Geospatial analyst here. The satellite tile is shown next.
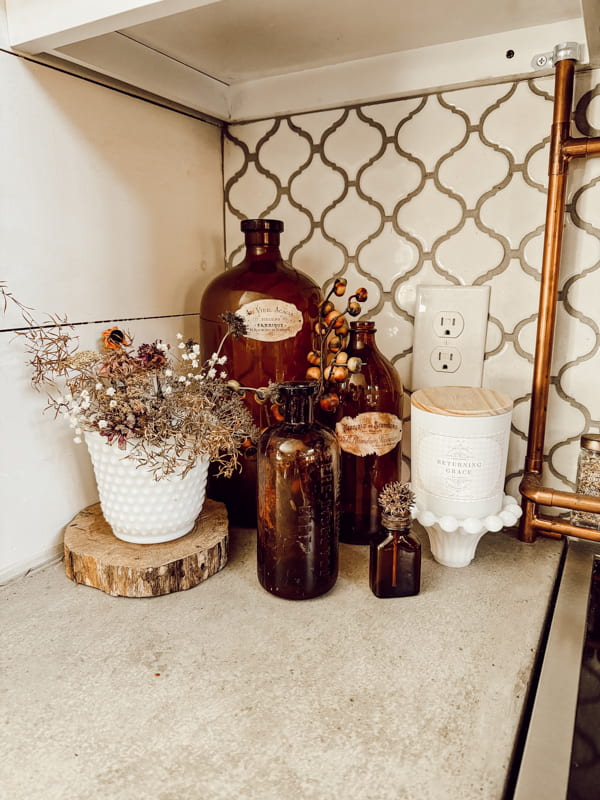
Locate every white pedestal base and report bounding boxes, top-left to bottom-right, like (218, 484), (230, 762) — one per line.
(414, 495), (523, 568)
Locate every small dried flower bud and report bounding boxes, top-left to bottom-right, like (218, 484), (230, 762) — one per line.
(306, 350), (321, 366)
(347, 357), (362, 373)
(354, 287), (368, 302)
(320, 300), (334, 316)
(319, 392), (340, 413)
(227, 379), (246, 397)
(305, 366), (321, 381)
(347, 301), (361, 317)
(333, 278), (348, 296)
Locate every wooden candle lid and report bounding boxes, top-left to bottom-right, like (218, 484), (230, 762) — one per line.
(411, 386), (513, 417)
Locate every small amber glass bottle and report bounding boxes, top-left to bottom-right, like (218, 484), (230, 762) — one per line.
(330, 320), (403, 545)
(369, 513), (421, 598)
(257, 381), (340, 600)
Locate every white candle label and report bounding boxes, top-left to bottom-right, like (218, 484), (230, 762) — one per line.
(237, 299), (303, 342)
(415, 434), (503, 500)
(336, 412), (402, 457)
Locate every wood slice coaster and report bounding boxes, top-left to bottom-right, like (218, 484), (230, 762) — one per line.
(63, 499), (229, 597)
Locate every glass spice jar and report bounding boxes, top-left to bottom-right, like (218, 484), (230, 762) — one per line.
(257, 381), (340, 600)
(199, 219), (321, 526)
(572, 434), (600, 530)
(369, 512), (421, 598)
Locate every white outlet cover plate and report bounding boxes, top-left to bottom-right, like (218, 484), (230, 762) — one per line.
(412, 285), (490, 390)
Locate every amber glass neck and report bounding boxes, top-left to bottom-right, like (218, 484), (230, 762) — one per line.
(381, 513), (411, 533)
(278, 381), (317, 425)
(349, 321), (376, 348)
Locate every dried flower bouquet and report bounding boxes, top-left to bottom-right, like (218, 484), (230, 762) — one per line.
(2, 282), (257, 480)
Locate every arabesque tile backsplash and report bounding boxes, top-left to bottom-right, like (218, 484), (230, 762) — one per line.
(223, 67), (600, 501)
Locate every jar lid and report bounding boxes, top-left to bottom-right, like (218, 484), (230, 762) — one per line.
(581, 433), (600, 453)
(411, 386), (513, 417)
(241, 218), (283, 232)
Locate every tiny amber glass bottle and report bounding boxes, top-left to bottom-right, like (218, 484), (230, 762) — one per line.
(369, 513), (421, 598)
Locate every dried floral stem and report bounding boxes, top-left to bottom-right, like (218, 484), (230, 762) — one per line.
(3, 285), (258, 480)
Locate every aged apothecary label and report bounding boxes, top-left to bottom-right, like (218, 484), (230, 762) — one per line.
(415, 434), (503, 501)
(237, 299), (303, 342)
(336, 412), (402, 457)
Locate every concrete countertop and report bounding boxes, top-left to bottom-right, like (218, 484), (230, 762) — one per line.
(1, 524), (563, 800)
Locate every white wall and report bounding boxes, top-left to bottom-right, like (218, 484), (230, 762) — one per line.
(0, 49), (224, 581)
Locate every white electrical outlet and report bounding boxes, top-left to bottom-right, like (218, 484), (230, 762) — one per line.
(412, 285), (490, 390)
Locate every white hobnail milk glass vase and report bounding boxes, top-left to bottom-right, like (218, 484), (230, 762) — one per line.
(84, 432), (209, 544)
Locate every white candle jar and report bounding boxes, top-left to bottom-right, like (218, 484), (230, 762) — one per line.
(410, 387), (513, 519)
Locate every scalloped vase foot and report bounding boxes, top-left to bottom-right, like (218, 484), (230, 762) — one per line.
(85, 433), (210, 544)
(414, 495), (523, 568)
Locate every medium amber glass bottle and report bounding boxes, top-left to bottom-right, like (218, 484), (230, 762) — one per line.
(370, 513), (421, 598)
(199, 219), (321, 526)
(257, 381), (340, 600)
(330, 321), (403, 544)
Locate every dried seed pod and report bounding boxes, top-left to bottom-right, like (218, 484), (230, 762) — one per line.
(270, 403), (285, 422)
(306, 350), (321, 366)
(333, 278), (348, 296)
(347, 356), (362, 373)
(336, 320), (349, 337)
(334, 351), (348, 365)
(305, 366), (321, 381)
(347, 301), (361, 317)
(319, 392), (340, 413)
(314, 321), (328, 336)
(354, 287), (368, 302)
(331, 365), (347, 382)
(332, 314), (348, 331)
(327, 335), (343, 353)
(255, 387), (270, 404)
(320, 300), (334, 316)
(324, 309), (344, 328)
(227, 379), (242, 392)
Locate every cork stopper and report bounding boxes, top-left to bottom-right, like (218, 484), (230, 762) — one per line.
(411, 386), (513, 417)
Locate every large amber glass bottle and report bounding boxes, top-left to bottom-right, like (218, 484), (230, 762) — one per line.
(257, 382), (340, 600)
(199, 219), (321, 526)
(331, 321), (404, 545)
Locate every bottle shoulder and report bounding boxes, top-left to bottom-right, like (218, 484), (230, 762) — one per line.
(200, 261), (321, 316)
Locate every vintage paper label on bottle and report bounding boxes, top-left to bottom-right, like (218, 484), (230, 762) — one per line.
(335, 412), (402, 457)
(237, 299), (303, 342)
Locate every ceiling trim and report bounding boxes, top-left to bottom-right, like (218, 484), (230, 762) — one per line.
(49, 32), (230, 120)
(5, 0), (223, 53)
(228, 19), (588, 121)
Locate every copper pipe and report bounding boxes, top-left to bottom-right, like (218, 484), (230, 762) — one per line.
(519, 55), (600, 543)
(528, 512), (600, 543)
(563, 136), (600, 159)
(520, 472), (600, 514)
(523, 58), (573, 480)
